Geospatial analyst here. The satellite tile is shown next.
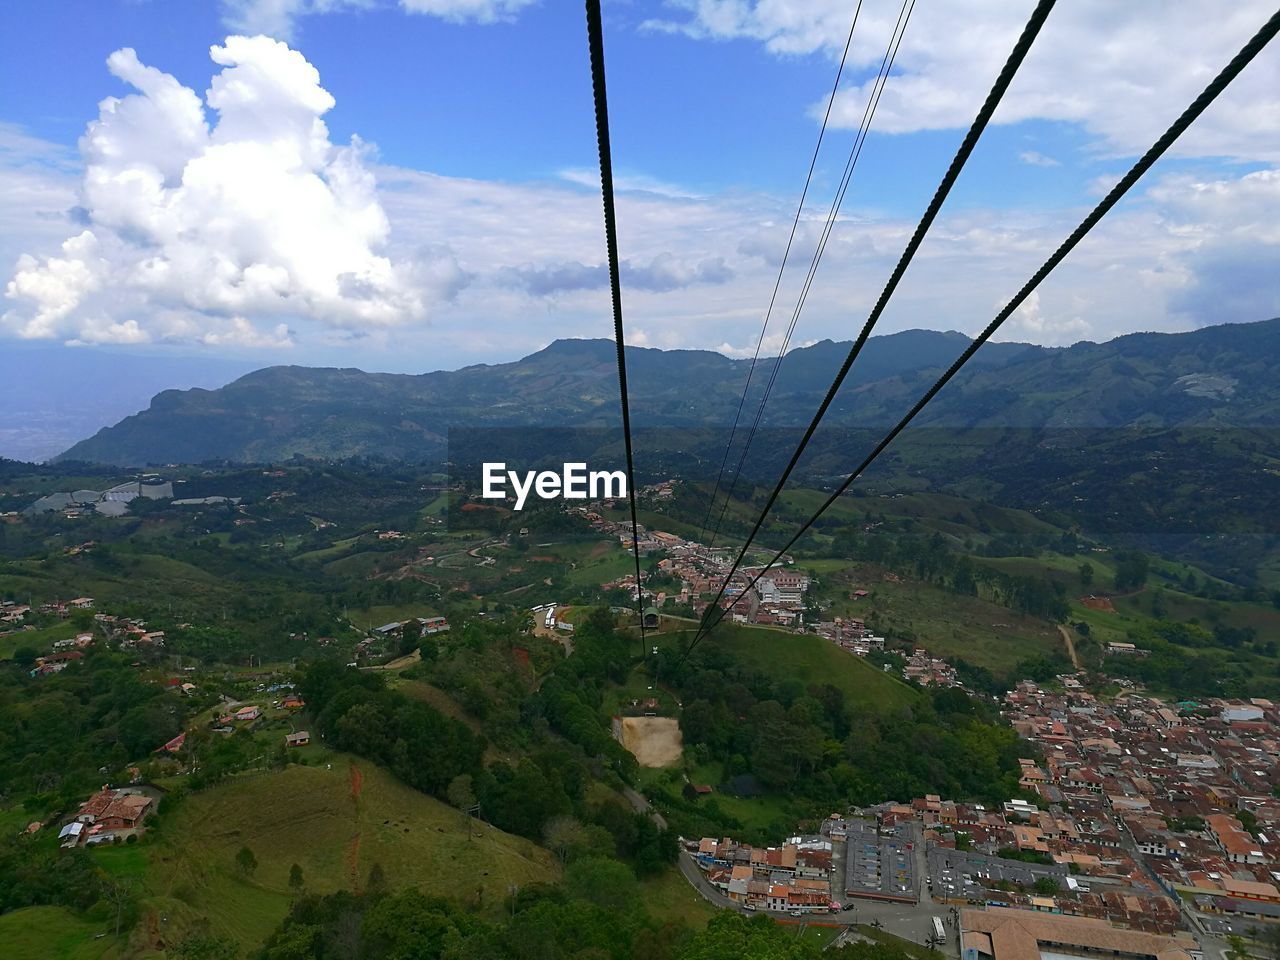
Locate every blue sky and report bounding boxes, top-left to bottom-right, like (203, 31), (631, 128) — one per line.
(1, 0), (1278, 376)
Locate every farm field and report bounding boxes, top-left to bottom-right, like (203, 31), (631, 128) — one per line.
(0, 905), (118, 960)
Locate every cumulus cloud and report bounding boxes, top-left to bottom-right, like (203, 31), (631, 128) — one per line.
(648, 1), (1280, 162)
(3, 36), (434, 346)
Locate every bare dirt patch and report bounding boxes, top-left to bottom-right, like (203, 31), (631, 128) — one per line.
(614, 716), (683, 768)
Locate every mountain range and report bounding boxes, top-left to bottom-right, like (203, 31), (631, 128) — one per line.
(56, 318), (1280, 467)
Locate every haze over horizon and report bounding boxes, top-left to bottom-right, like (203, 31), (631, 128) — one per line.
(2, 0), (1279, 377)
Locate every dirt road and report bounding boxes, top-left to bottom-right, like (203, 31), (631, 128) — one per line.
(1057, 624), (1081, 669)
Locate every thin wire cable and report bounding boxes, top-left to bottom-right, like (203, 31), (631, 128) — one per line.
(705, 0), (915, 550)
(693, 5), (1280, 644)
(688, 0), (1059, 652)
(698, 0), (866, 544)
(585, 0), (646, 643)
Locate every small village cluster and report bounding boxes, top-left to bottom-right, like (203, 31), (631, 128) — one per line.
(579, 505), (813, 628)
(355, 615), (451, 662)
(689, 836), (837, 913)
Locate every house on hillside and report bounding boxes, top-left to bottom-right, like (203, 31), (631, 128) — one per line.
(642, 607), (660, 629)
(158, 732), (186, 754)
(285, 731), (311, 747)
(75, 787), (154, 832)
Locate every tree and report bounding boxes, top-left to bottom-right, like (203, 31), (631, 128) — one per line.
(366, 862), (388, 896)
(1033, 876), (1060, 895)
(543, 815), (588, 864)
(678, 912), (822, 959)
(564, 857), (638, 913)
(447, 773), (475, 811)
(448, 773), (476, 838)
(400, 620), (422, 656)
(102, 878), (136, 939)
(288, 862), (304, 893)
(1078, 562), (1093, 587)
(1114, 551), (1149, 592)
(235, 845), (258, 877)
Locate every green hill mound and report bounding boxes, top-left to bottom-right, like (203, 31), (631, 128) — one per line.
(138, 759), (558, 951)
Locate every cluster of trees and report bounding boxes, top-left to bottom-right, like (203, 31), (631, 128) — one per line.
(302, 663), (484, 797)
(0, 649), (191, 807)
(1103, 619), (1280, 698)
(649, 644), (1029, 840)
(254, 873), (924, 960)
(0, 840), (107, 915)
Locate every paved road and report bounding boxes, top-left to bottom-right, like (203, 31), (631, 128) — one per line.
(622, 786), (668, 830)
(910, 822), (929, 901)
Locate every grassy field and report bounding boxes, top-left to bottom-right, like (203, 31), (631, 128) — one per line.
(639, 864), (718, 929)
(0, 906), (119, 960)
(140, 758), (559, 952)
(827, 571), (1062, 673)
(0, 620), (81, 659)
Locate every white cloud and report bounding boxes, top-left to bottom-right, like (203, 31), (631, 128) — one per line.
(649, 1), (1280, 162)
(201, 316), (296, 348)
(219, 0), (533, 41)
(1018, 150), (1060, 168)
(400, 0), (536, 24)
(2, 33), (1278, 366)
(558, 167), (704, 199)
(221, 0), (373, 42)
(717, 331), (817, 359)
(365, 156), (1280, 360)
(3, 36), (432, 346)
